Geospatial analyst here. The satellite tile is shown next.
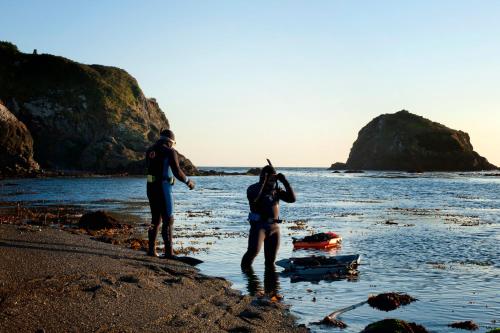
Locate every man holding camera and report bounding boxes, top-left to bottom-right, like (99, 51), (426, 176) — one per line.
(241, 164), (296, 269)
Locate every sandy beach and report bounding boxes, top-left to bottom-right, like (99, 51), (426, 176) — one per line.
(0, 222), (307, 332)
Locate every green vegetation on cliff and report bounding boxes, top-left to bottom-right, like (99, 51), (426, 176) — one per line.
(0, 41), (196, 174)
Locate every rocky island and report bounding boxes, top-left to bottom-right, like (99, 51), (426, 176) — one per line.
(0, 41), (197, 177)
(330, 110), (497, 172)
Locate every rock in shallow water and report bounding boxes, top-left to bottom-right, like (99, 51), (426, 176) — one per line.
(361, 319), (428, 333)
(367, 292), (417, 311)
(332, 110), (497, 171)
(448, 320), (479, 331)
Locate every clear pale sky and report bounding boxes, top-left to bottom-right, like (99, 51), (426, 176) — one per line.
(1, 0), (499, 167)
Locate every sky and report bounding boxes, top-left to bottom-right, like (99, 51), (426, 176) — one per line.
(1, 0), (499, 167)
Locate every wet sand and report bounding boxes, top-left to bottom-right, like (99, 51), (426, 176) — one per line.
(0, 223), (307, 332)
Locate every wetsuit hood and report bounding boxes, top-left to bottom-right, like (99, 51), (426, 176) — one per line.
(160, 129), (175, 142)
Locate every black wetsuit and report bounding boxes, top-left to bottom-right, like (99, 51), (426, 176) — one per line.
(241, 177), (295, 268)
(146, 139), (189, 255)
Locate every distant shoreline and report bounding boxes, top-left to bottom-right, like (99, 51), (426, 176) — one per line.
(1, 167), (499, 181)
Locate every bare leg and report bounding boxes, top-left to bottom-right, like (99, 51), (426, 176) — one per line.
(264, 224), (280, 268)
(147, 222), (160, 257)
(241, 225), (265, 268)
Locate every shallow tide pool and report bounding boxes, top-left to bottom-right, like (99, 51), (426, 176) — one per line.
(1, 168), (499, 332)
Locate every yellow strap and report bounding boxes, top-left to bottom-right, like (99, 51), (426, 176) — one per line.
(148, 175), (175, 184)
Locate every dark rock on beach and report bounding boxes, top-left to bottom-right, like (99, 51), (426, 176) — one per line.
(0, 41), (197, 175)
(331, 110), (497, 171)
(0, 101), (39, 176)
(78, 211), (123, 230)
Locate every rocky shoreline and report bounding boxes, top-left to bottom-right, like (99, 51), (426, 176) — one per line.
(0, 205), (307, 333)
(0, 42), (269, 180)
(0, 167), (262, 180)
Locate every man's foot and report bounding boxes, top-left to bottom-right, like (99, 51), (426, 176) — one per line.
(147, 227), (159, 257)
(147, 250), (159, 257)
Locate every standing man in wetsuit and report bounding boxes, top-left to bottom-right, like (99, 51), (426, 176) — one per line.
(146, 129), (195, 258)
(241, 164), (296, 269)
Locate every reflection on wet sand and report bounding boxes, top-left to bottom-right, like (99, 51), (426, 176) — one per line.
(242, 265), (280, 297)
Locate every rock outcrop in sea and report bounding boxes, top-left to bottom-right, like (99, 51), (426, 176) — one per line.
(0, 41), (197, 175)
(330, 110), (497, 171)
(0, 101), (39, 176)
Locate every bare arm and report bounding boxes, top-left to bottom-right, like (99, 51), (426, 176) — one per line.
(277, 174), (296, 203)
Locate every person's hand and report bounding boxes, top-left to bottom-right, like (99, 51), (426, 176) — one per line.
(187, 179), (195, 190)
(277, 173), (286, 183)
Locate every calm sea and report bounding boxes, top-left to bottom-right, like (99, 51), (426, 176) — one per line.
(1, 168), (499, 332)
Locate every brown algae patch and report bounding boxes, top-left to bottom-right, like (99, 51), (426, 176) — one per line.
(174, 246), (205, 256)
(185, 210), (212, 218)
(454, 259), (494, 267)
(389, 207), (484, 226)
(389, 207), (441, 215)
(287, 219), (309, 231)
(427, 261), (447, 270)
(313, 317), (348, 328)
(0, 203), (209, 255)
(331, 212), (364, 218)
(0, 201), (84, 226)
(337, 199), (383, 203)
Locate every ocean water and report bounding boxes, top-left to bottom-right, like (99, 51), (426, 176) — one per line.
(1, 168), (499, 332)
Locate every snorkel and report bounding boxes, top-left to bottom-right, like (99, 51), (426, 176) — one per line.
(266, 159), (279, 191)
